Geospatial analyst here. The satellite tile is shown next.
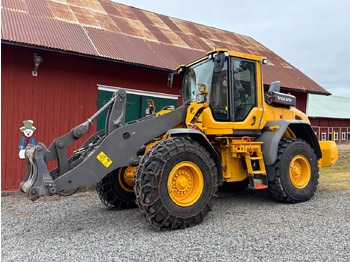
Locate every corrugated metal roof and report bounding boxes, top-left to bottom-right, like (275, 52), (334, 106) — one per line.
(1, 0), (331, 94)
(307, 95), (350, 119)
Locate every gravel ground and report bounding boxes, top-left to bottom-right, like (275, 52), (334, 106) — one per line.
(2, 187), (350, 262)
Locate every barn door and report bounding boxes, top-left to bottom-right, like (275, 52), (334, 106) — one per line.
(97, 89), (178, 131)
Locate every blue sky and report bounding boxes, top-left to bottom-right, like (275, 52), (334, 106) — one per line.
(114, 0), (350, 97)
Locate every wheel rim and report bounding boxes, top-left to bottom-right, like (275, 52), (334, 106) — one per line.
(167, 161), (204, 206)
(118, 167), (136, 192)
(289, 155), (311, 188)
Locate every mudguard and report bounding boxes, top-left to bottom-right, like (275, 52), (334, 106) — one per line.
(256, 120), (322, 166)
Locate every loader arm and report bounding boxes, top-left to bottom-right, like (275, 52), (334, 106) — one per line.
(21, 89), (188, 200)
(53, 106), (188, 191)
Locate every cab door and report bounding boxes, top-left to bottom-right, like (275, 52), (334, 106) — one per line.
(230, 58), (264, 132)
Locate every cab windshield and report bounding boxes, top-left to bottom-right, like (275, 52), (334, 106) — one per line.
(182, 57), (229, 121)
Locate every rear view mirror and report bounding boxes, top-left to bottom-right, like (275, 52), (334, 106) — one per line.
(214, 52), (226, 72)
(268, 81), (281, 93)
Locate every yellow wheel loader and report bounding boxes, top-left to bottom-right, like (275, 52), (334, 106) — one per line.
(20, 49), (338, 230)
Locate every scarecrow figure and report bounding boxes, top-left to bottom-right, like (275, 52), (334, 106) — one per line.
(19, 120), (37, 159)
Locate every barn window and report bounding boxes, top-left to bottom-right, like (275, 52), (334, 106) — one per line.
(348, 132), (350, 141)
(334, 132), (339, 141)
(328, 133), (333, 141)
(342, 132), (346, 140)
(322, 133), (326, 141)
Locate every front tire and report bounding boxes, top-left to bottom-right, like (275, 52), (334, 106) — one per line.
(134, 137), (218, 230)
(268, 138), (319, 203)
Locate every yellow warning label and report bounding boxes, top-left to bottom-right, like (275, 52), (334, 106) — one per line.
(97, 151), (112, 168)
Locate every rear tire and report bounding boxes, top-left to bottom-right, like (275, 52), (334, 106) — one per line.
(96, 167), (137, 209)
(268, 138), (319, 203)
(134, 137), (218, 230)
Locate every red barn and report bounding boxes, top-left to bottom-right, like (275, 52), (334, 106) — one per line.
(1, 0), (331, 191)
(307, 95), (350, 144)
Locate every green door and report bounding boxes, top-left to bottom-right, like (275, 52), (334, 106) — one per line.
(97, 90), (113, 131)
(97, 90), (178, 131)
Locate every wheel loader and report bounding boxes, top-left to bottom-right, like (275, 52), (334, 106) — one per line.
(20, 49), (338, 230)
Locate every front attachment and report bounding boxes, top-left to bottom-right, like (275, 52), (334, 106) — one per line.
(20, 143), (56, 201)
(19, 89), (125, 201)
(20, 88), (189, 201)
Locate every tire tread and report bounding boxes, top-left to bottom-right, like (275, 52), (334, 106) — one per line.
(134, 137), (218, 230)
(268, 138), (319, 203)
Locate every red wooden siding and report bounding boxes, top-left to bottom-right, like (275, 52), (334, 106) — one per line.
(2, 45), (96, 190)
(291, 91), (307, 113)
(310, 119), (319, 126)
(1, 44), (181, 191)
(310, 117), (350, 144)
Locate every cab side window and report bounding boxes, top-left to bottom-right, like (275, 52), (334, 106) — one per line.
(232, 59), (257, 122)
(209, 60), (229, 121)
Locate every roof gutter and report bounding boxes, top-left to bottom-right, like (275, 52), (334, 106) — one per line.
(1, 40), (173, 73)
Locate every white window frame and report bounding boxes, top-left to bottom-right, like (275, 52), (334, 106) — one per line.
(97, 84), (180, 100)
(335, 132), (339, 141)
(322, 132), (326, 141)
(342, 132), (346, 140)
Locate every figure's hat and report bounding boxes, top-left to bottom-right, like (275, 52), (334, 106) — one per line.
(20, 120), (36, 132)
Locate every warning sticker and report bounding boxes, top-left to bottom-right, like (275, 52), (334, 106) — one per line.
(97, 152), (112, 168)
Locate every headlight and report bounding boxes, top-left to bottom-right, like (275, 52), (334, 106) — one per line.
(198, 85), (205, 92)
(196, 94), (206, 103)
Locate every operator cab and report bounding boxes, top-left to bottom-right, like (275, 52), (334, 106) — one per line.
(180, 50), (258, 123)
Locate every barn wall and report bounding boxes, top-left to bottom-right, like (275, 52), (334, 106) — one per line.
(1, 44), (181, 191)
(1, 45), (95, 190)
(310, 117), (350, 144)
(291, 91), (307, 113)
(97, 60), (181, 96)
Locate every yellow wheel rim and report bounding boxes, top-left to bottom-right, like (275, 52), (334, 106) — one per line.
(289, 155), (311, 188)
(167, 161), (204, 206)
(118, 166), (137, 192)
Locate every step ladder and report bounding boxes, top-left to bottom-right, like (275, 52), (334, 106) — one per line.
(244, 151), (268, 190)
(232, 137), (268, 190)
